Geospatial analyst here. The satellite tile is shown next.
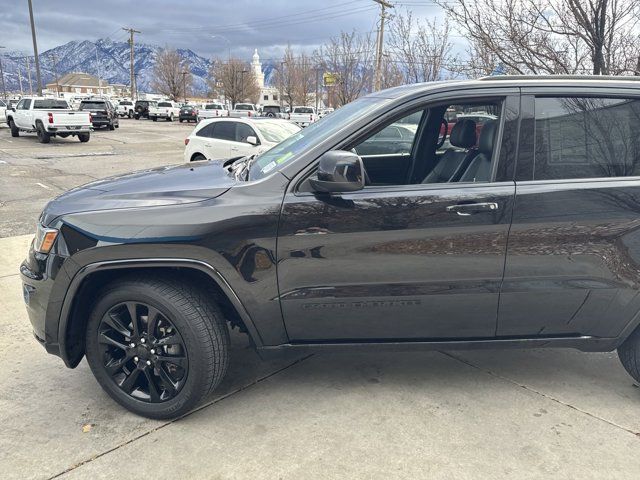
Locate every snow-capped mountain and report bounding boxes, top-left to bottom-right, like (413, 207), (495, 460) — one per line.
(1, 38), (251, 95)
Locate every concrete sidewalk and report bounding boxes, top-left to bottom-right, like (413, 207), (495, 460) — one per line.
(1, 234), (639, 479)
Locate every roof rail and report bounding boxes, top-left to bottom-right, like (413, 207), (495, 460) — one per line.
(479, 74), (640, 81)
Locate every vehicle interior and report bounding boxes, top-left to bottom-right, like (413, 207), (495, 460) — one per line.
(351, 100), (502, 186)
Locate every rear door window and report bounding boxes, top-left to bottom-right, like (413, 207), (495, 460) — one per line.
(211, 121), (236, 141)
(534, 97), (640, 179)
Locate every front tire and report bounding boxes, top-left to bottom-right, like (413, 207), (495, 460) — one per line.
(85, 275), (229, 419)
(618, 327), (640, 383)
(152, 117), (158, 122)
(9, 119), (19, 137)
(109, 122), (115, 131)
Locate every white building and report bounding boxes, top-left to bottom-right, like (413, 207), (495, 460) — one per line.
(252, 49), (280, 107)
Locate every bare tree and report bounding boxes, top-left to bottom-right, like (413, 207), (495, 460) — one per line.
(274, 46), (297, 110)
(388, 12), (456, 83)
(151, 49), (192, 101)
(293, 52), (315, 107)
(379, 55), (404, 89)
(315, 31), (374, 107)
(210, 58), (260, 107)
(436, 0), (640, 76)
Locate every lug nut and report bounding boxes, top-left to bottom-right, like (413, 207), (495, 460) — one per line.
(150, 349), (156, 354)
(140, 338), (146, 344)
(133, 356), (139, 362)
(130, 343), (135, 348)
(146, 360), (152, 366)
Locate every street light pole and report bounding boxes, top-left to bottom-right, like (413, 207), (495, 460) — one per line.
(28, 0), (43, 95)
(181, 70), (189, 102)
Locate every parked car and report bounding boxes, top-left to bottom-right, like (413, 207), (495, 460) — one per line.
(0, 99), (6, 124)
(116, 100), (135, 118)
(230, 103), (257, 118)
(197, 102), (229, 121)
(261, 105), (284, 118)
(288, 106), (317, 127)
(7, 97), (91, 143)
(179, 104), (199, 123)
(21, 76), (640, 419)
(134, 100), (157, 120)
(149, 101), (181, 122)
(79, 99), (119, 130)
(183, 117), (301, 162)
(318, 107), (334, 118)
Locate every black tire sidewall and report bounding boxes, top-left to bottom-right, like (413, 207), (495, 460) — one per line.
(85, 283), (217, 418)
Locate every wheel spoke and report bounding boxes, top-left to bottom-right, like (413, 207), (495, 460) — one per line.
(155, 334), (182, 346)
(98, 332), (128, 351)
(119, 367), (141, 394)
(126, 302), (140, 337)
(156, 364), (179, 393)
(143, 367), (162, 402)
(156, 354), (187, 369)
(147, 306), (160, 339)
(104, 354), (130, 375)
(103, 312), (132, 337)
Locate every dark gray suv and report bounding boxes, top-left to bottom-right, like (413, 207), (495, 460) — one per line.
(20, 75), (640, 418)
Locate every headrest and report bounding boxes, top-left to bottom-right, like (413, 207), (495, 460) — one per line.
(478, 119), (497, 155)
(449, 119), (477, 149)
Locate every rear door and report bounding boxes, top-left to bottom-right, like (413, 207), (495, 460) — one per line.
(203, 121), (235, 159)
(498, 89), (640, 339)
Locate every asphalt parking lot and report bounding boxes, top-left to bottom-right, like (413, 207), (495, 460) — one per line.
(0, 118), (193, 238)
(1, 119), (640, 479)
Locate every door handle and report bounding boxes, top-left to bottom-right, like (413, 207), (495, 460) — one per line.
(204, 143), (212, 147)
(231, 147), (239, 151)
(446, 202), (499, 216)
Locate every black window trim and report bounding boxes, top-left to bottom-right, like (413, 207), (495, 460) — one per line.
(517, 90), (640, 184)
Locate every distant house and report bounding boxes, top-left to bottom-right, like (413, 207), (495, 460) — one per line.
(44, 72), (127, 97)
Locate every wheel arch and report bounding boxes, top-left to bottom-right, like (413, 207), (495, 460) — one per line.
(59, 259), (262, 368)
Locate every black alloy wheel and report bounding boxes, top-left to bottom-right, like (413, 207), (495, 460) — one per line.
(97, 301), (189, 403)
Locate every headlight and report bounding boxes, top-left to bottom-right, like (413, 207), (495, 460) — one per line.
(34, 224), (59, 254)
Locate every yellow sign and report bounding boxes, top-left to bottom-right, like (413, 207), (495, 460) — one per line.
(323, 72), (338, 87)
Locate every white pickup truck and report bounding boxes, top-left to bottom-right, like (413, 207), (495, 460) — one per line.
(148, 101), (181, 122)
(230, 103), (257, 118)
(116, 100), (135, 118)
(289, 106), (318, 127)
(197, 102), (229, 121)
(0, 99), (6, 124)
(6, 97), (92, 143)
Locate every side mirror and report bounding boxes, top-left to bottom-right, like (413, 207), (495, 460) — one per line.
(246, 135), (259, 146)
(309, 150), (365, 193)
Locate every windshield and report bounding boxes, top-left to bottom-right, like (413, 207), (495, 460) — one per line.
(206, 104), (223, 110)
(80, 101), (106, 110)
(294, 107), (313, 113)
(255, 121), (301, 143)
(249, 96), (386, 181)
(33, 99), (69, 109)
(235, 104), (254, 110)
(157, 102), (172, 107)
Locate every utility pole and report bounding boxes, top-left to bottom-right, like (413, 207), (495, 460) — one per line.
(17, 66), (24, 95)
(95, 44), (102, 96)
(240, 69), (247, 102)
(122, 27), (141, 100)
(181, 70), (189, 102)
(314, 66), (321, 111)
(279, 61), (285, 109)
(373, 0), (393, 92)
(49, 52), (60, 97)
(0, 46), (6, 101)
(28, 0), (42, 95)
(25, 57), (33, 95)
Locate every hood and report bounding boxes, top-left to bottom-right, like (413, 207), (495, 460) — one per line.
(42, 161), (236, 225)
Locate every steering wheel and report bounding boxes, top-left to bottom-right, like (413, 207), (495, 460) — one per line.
(436, 118), (448, 149)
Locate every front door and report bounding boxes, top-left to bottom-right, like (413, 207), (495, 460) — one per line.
(277, 94), (520, 341)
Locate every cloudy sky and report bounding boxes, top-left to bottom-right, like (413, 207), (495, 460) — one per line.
(1, 0), (451, 60)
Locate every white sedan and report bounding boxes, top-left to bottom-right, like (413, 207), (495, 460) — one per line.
(183, 118), (301, 162)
